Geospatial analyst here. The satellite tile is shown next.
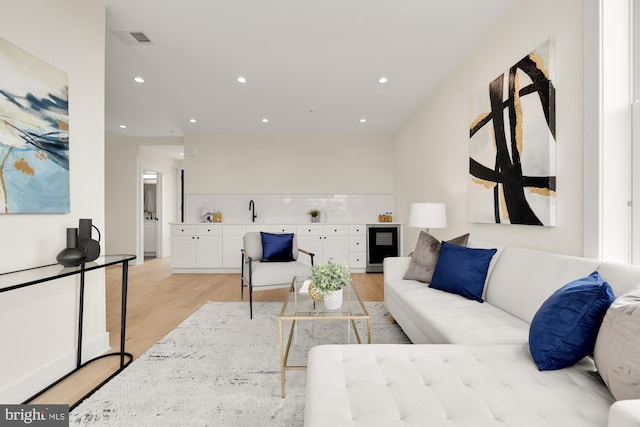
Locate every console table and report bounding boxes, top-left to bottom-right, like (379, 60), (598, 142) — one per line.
(0, 254), (136, 410)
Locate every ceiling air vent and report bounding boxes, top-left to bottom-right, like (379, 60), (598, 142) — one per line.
(111, 30), (154, 45)
(129, 32), (152, 43)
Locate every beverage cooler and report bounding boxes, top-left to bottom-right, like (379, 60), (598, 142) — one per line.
(366, 224), (401, 273)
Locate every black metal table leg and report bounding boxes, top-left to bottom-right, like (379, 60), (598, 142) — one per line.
(76, 264), (86, 369)
(120, 260), (129, 367)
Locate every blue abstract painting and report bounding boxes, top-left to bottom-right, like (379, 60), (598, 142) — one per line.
(0, 36), (69, 214)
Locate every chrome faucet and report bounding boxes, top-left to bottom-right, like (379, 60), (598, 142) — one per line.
(249, 200), (257, 222)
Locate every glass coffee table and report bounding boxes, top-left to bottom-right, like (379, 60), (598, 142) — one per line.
(278, 275), (371, 397)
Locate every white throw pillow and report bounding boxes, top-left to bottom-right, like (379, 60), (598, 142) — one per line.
(594, 285), (640, 401)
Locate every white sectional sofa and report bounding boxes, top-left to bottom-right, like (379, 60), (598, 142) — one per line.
(304, 240), (640, 427)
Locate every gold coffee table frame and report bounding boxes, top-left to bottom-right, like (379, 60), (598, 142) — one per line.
(278, 275), (371, 398)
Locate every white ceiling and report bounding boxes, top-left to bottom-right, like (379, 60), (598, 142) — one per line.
(104, 0), (517, 138)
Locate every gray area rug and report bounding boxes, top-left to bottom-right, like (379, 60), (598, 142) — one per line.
(70, 301), (410, 426)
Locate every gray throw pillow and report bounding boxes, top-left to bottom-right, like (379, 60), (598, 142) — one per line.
(594, 285), (640, 401)
(403, 232), (470, 283)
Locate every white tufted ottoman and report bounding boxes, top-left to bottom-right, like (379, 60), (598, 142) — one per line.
(304, 344), (614, 427)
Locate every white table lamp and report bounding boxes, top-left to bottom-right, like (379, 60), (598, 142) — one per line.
(409, 203), (447, 231)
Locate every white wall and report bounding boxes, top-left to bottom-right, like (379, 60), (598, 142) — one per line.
(106, 133), (391, 261)
(184, 134), (394, 194)
(600, 0), (632, 263)
(105, 136), (182, 262)
(583, 0), (602, 260)
(394, 0), (586, 256)
(0, 0), (106, 402)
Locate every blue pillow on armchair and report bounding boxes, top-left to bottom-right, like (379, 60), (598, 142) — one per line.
(260, 232), (295, 262)
(429, 242), (497, 302)
(529, 271), (615, 371)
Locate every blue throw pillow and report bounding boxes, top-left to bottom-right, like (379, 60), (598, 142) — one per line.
(260, 232), (294, 262)
(429, 242), (497, 302)
(529, 271), (615, 371)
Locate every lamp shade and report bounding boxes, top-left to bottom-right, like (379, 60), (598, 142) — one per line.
(409, 203), (447, 229)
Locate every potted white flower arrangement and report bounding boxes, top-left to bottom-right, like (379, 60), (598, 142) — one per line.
(309, 258), (351, 309)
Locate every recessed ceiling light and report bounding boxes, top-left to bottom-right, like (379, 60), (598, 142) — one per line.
(179, 152), (184, 156)
(189, 118), (197, 123)
(237, 76), (247, 83)
(134, 76), (144, 83)
(261, 118), (269, 123)
(119, 124), (127, 128)
(359, 118), (367, 123)
(378, 77), (388, 84)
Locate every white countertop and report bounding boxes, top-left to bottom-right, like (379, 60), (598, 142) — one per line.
(170, 222), (403, 225)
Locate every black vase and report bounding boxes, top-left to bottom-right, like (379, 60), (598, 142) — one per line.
(78, 218), (101, 262)
(56, 228), (86, 267)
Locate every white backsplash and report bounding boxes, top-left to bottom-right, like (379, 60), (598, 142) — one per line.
(185, 194), (394, 224)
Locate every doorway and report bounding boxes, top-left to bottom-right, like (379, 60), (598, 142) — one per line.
(142, 169), (163, 261)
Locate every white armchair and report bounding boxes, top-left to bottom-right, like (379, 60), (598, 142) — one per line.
(241, 232), (315, 318)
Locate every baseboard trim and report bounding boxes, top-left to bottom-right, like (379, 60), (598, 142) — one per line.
(0, 332), (110, 403)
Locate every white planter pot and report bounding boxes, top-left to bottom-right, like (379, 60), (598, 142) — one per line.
(323, 288), (343, 310)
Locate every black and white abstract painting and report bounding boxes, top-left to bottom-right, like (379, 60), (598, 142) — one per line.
(469, 39), (556, 226)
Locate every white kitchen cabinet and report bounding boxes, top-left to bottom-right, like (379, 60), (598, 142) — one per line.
(222, 224), (246, 268)
(196, 225), (223, 268)
(270, 224), (296, 233)
(170, 222), (370, 273)
(296, 225), (324, 267)
(171, 234), (198, 268)
(170, 224), (222, 269)
(349, 225), (366, 269)
(349, 251), (366, 269)
(195, 235), (223, 268)
(349, 235), (366, 253)
(144, 221), (157, 255)
(349, 224), (366, 235)
(322, 235), (349, 265)
(295, 224), (349, 267)
(170, 225), (196, 268)
(321, 225), (349, 265)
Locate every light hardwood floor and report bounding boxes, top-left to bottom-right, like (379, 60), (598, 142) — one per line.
(32, 257), (384, 407)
